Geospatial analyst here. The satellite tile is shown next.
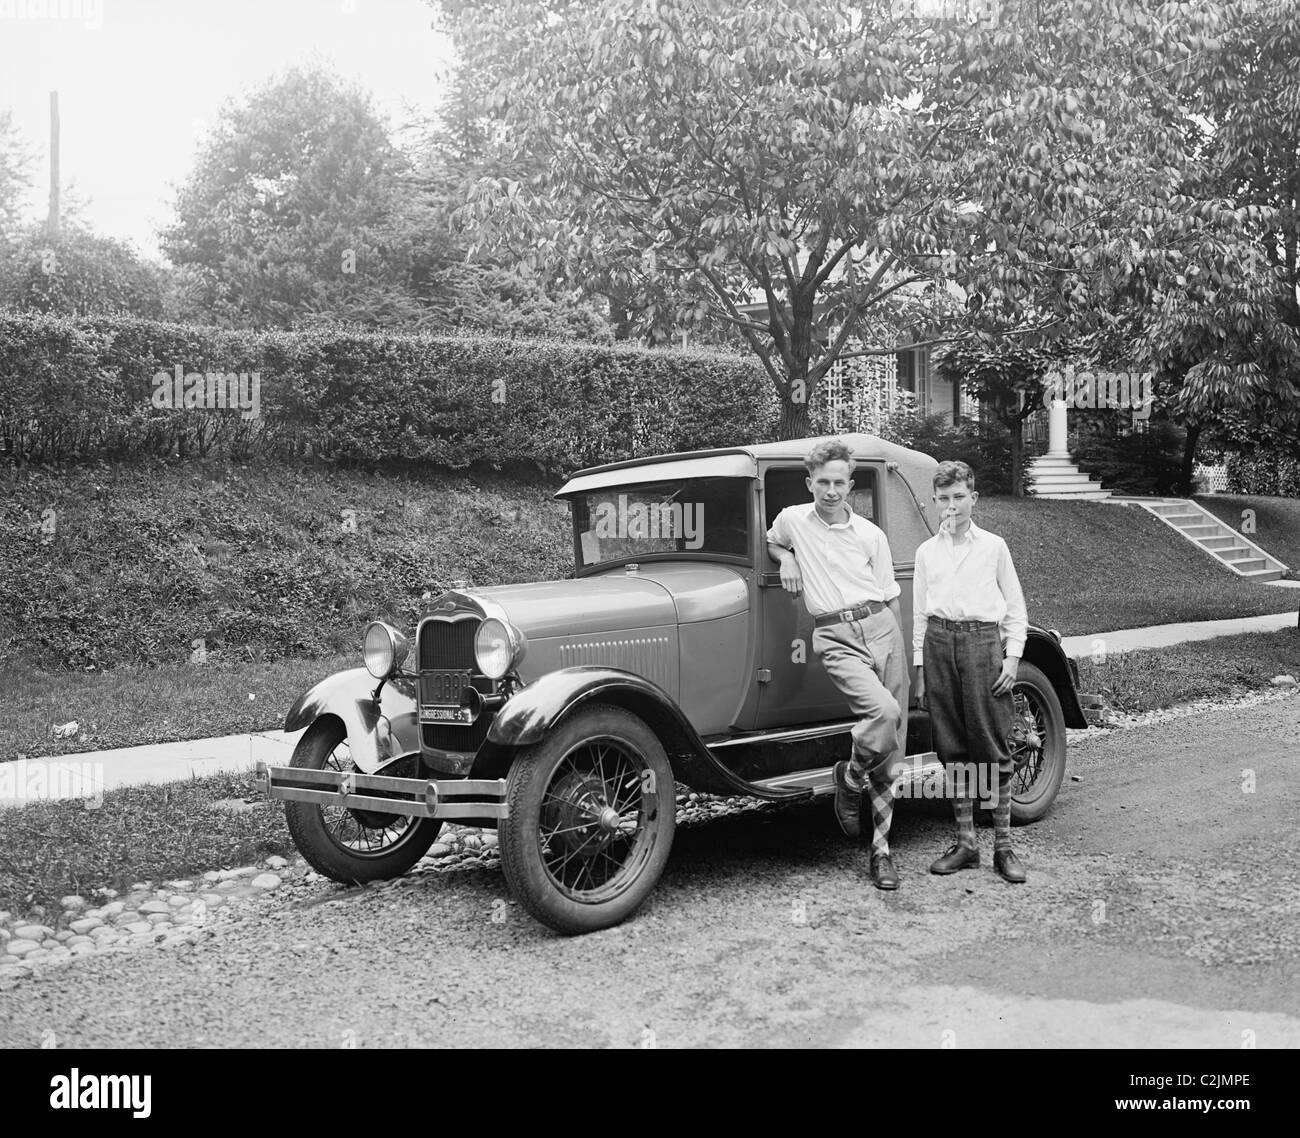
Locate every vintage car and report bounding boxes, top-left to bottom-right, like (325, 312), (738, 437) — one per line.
(259, 433), (1085, 934)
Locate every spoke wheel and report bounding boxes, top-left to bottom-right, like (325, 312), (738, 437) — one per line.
(284, 719), (441, 883)
(500, 704), (675, 934)
(1006, 662), (1068, 824)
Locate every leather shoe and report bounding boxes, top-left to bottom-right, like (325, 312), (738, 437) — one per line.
(869, 852), (900, 891)
(832, 761), (863, 839)
(993, 848), (1027, 883)
(930, 843), (980, 874)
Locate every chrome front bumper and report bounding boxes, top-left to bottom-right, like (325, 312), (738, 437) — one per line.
(255, 762), (508, 821)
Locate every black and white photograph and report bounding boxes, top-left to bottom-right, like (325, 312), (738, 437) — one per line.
(0, 0), (1297, 1083)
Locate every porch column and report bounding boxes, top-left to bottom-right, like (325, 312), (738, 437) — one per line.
(1047, 399), (1069, 457)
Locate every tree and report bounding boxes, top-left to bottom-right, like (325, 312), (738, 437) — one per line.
(450, 0), (1261, 437)
(0, 109), (34, 244)
(161, 65), (426, 329)
(0, 222), (164, 318)
(1079, 0), (1300, 490)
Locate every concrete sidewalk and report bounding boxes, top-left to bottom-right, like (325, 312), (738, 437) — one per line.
(0, 729), (304, 810)
(1058, 609), (1297, 659)
(3, 607), (1296, 807)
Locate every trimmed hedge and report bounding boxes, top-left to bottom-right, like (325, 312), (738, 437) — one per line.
(0, 313), (777, 469)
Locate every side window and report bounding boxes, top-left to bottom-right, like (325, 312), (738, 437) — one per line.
(764, 466), (877, 528)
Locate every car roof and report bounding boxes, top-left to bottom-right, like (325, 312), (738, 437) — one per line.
(558, 433), (934, 491)
(557, 433), (941, 558)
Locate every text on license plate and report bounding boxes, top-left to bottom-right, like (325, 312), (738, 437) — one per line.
(420, 705), (474, 723)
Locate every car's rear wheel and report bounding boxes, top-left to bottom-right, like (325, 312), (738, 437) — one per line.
(1006, 662), (1068, 824)
(284, 718), (441, 883)
(499, 704), (676, 935)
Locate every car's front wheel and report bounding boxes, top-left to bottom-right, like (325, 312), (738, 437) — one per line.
(284, 718), (441, 883)
(499, 704), (676, 935)
(1007, 662), (1068, 824)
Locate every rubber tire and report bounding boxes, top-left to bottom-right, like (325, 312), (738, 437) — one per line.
(284, 718), (441, 883)
(1008, 662), (1068, 825)
(499, 704), (676, 935)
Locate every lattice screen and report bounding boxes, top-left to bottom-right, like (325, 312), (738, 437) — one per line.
(814, 352), (899, 434)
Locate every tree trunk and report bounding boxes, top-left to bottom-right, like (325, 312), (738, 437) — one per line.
(778, 393), (812, 441)
(1178, 422), (1201, 497)
(1009, 418), (1024, 496)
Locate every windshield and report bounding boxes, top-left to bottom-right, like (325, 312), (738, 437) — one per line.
(568, 476), (751, 569)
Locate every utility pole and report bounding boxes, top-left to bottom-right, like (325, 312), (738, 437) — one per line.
(48, 90), (60, 235)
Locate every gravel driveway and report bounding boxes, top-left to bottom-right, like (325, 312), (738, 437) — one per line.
(2, 691), (1297, 1048)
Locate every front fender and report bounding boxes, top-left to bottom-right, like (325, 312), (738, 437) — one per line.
(474, 666), (806, 800)
(1023, 626), (1087, 729)
(284, 668), (420, 774)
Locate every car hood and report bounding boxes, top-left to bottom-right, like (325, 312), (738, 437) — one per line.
(468, 565), (748, 639)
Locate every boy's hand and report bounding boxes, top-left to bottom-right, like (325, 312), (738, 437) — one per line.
(914, 665), (926, 708)
(777, 552), (803, 597)
(991, 656), (1019, 696)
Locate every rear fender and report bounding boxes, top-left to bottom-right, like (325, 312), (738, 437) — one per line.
(284, 668), (420, 773)
(473, 666), (806, 800)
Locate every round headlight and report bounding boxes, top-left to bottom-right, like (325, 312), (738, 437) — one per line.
(363, 621), (409, 679)
(475, 618), (526, 680)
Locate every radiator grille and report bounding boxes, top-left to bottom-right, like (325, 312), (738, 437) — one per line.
(418, 614), (489, 755)
(418, 616), (478, 670)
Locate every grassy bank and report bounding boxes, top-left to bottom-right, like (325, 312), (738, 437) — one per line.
(0, 458), (573, 672)
(2, 633), (1295, 917)
(974, 495), (1297, 632)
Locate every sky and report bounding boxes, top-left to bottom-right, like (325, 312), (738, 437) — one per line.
(0, 0), (454, 259)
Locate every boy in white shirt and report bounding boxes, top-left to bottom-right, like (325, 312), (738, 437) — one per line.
(912, 460), (1030, 883)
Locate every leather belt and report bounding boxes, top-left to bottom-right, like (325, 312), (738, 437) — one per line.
(814, 600), (886, 627)
(929, 617), (998, 632)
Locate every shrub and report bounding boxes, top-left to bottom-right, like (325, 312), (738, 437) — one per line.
(0, 313), (777, 469)
(889, 411), (1013, 493)
(1071, 413), (1186, 495)
(1225, 449), (1300, 497)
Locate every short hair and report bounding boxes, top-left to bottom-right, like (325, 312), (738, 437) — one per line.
(933, 460), (976, 493)
(804, 439), (855, 475)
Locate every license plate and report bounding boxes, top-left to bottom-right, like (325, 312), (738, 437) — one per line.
(422, 669), (472, 705)
(420, 705), (474, 724)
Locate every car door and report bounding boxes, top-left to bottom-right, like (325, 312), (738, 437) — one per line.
(752, 461), (885, 728)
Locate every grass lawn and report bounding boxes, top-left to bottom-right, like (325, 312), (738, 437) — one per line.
(0, 771), (290, 916)
(2, 633), (1295, 917)
(976, 495), (1298, 633)
(1194, 493), (1300, 577)
(1075, 629), (1300, 713)
(0, 654), (351, 761)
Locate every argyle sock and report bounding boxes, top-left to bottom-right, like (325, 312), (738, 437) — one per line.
(993, 767), (1013, 851)
(953, 796), (976, 848)
(865, 777), (893, 857)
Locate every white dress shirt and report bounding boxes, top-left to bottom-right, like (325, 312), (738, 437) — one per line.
(911, 520), (1028, 666)
(766, 503), (900, 618)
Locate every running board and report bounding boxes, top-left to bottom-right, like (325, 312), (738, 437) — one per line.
(752, 752), (943, 797)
